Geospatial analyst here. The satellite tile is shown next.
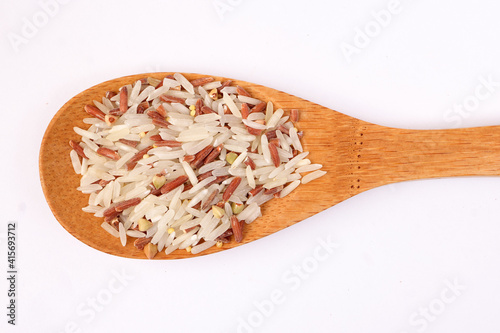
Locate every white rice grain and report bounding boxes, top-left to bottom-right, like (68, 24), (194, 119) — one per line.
(177, 130), (211, 142)
(130, 123), (155, 134)
(77, 184), (102, 194)
(164, 244), (179, 255)
(221, 86), (238, 94)
(243, 119), (267, 130)
(153, 150), (186, 160)
(212, 132), (232, 147)
(198, 160), (226, 174)
(191, 241), (216, 254)
(102, 181), (114, 208)
(74, 127), (101, 140)
(284, 152), (309, 170)
(148, 85), (170, 101)
(119, 223), (127, 246)
(237, 203), (258, 222)
(231, 151), (247, 169)
(205, 222), (231, 241)
(134, 86), (155, 104)
(129, 81), (142, 106)
(115, 152), (135, 170)
(266, 108), (284, 129)
(261, 135), (271, 164)
(81, 136), (99, 151)
(280, 180), (301, 198)
(163, 78), (181, 88)
(268, 165), (285, 179)
(222, 92), (242, 118)
(224, 144), (248, 153)
(127, 230), (146, 238)
(301, 170), (327, 184)
(174, 73), (195, 94)
(296, 164), (323, 173)
(212, 166), (230, 176)
(247, 113), (265, 121)
(289, 127), (303, 152)
(295, 158), (311, 167)
(237, 95), (261, 105)
(195, 113), (221, 123)
(70, 150), (82, 174)
(203, 81), (221, 90)
(181, 160), (198, 185)
(263, 177), (287, 189)
(189, 176), (216, 194)
(246, 165), (255, 189)
(82, 205), (101, 213)
(157, 232), (169, 252)
(101, 222), (120, 238)
(183, 137), (212, 155)
(265, 101), (273, 122)
(93, 100), (110, 114)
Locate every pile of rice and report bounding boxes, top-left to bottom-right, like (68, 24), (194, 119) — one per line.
(69, 73), (326, 258)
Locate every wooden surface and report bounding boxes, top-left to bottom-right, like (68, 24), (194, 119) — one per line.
(39, 72), (500, 259)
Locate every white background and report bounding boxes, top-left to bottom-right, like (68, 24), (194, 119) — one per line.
(2, 0), (500, 332)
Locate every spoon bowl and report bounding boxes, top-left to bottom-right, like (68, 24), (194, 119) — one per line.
(39, 72), (500, 259)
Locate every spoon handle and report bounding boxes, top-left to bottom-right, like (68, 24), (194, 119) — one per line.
(359, 124), (500, 188)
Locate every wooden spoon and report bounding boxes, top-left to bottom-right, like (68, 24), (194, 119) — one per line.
(39, 72), (500, 259)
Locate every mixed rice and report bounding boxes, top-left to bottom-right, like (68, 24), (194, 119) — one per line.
(69, 73), (326, 258)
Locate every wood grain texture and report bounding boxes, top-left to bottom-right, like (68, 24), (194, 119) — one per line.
(39, 72), (500, 259)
